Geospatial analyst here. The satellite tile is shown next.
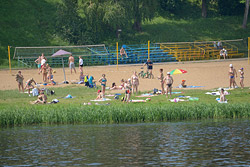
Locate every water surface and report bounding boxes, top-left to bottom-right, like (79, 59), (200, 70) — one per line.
(0, 119), (250, 166)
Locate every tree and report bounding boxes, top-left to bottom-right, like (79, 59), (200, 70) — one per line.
(242, 0), (250, 29)
(202, 0), (207, 18)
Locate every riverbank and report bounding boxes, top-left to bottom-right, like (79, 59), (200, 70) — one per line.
(0, 86), (249, 127)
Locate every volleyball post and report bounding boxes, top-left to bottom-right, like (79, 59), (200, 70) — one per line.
(116, 42), (119, 70)
(248, 37), (249, 65)
(8, 46), (11, 74)
(148, 40), (150, 60)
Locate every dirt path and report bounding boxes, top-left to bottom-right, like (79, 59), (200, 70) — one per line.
(1, 59), (249, 91)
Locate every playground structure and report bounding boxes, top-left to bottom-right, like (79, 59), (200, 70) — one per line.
(11, 39), (247, 68)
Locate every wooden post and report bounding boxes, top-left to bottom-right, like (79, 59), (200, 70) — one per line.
(248, 37), (250, 65)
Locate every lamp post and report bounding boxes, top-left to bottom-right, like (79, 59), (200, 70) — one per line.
(117, 29), (122, 39)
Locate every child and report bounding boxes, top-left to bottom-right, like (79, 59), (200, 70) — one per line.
(16, 71), (24, 92)
(157, 69), (164, 94)
(30, 90), (47, 104)
(42, 64), (48, 83)
(180, 80), (187, 88)
(96, 89), (103, 100)
(239, 68), (244, 89)
(124, 79), (132, 104)
(220, 88), (226, 102)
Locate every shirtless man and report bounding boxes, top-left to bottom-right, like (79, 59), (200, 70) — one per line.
(229, 64), (237, 88)
(69, 55), (76, 74)
(35, 56), (41, 74)
(157, 69), (164, 94)
(164, 72), (174, 98)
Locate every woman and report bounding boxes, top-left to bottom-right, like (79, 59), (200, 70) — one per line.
(239, 68), (244, 89)
(228, 64), (237, 88)
(157, 69), (164, 94)
(24, 78), (37, 96)
(16, 71), (24, 92)
(30, 90), (47, 104)
(131, 71), (139, 94)
(42, 64), (48, 83)
(99, 74), (107, 98)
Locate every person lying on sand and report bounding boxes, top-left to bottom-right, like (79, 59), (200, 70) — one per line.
(110, 79), (125, 90)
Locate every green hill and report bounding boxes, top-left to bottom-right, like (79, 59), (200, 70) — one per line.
(0, 0), (249, 66)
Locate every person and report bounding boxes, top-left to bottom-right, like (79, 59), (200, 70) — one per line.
(41, 53), (47, 69)
(79, 56), (83, 73)
(16, 71), (24, 92)
(143, 59), (153, 78)
(220, 48), (228, 60)
(99, 74), (107, 98)
(34, 56), (41, 74)
(157, 69), (164, 94)
(41, 63), (48, 83)
(213, 41), (217, 48)
(47, 64), (53, 82)
(30, 89), (47, 104)
(164, 72), (174, 98)
(124, 79), (132, 103)
(78, 72), (85, 84)
(96, 89), (103, 100)
(220, 88), (226, 102)
(24, 78), (37, 96)
(84, 74), (89, 87)
(88, 76), (96, 88)
(131, 71), (139, 94)
(180, 80), (187, 88)
(69, 54), (76, 74)
(120, 45), (128, 59)
(229, 64), (237, 88)
(110, 79), (125, 90)
(239, 68), (244, 89)
(217, 41), (222, 49)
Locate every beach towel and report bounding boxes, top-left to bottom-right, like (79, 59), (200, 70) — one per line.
(189, 97), (199, 101)
(216, 98), (228, 103)
(130, 99), (146, 103)
(176, 86), (205, 88)
(136, 93), (156, 97)
(169, 98), (188, 102)
(90, 98), (111, 102)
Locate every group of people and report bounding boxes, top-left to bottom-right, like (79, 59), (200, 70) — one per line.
(35, 53), (55, 84)
(157, 69), (174, 98)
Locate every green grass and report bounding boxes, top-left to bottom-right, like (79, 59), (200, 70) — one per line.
(0, 85), (249, 127)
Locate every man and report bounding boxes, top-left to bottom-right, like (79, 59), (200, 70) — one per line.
(220, 48), (228, 60)
(144, 59), (153, 78)
(79, 56), (83, 73)
(69, 54), (76, 74)
(164, 72), (174, 98)
(34, 56), (41, 74)
(229, 64), (238, 88)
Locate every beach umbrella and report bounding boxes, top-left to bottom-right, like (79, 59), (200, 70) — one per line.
(170, 69), (187, 75)
(51, 49), (72, 84)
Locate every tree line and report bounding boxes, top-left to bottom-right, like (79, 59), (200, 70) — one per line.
(56, 0), (249, 45)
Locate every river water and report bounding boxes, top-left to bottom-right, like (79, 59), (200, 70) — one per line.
(0, 119), (250, 166)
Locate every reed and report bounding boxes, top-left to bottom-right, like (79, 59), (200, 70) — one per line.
(1, 103), (250, 127)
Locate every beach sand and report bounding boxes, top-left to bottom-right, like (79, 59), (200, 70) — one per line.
(1, 59), (249, 91)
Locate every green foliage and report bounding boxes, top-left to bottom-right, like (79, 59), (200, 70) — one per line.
(218, 0), (245, 16)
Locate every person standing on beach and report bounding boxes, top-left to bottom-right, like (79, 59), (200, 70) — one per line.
(239, 67), (244, 89)
(144, 59), (153, 78)
(229, 64), (237, 88)
(131, 71), (139, 94)
(16, 71), (24, 93)
(69, 55), (76, 74)
(35, 56), (41, 74)
(157, 68), (165, 94)
(79, 56), (83, 73)
(99, 74), (107, 98)
(164, 72), (174, 98)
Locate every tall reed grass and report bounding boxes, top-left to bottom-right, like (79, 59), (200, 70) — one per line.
(1, 103), (249, 127)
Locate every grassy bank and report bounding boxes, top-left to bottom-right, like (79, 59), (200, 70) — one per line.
(0, 85), (249, 127)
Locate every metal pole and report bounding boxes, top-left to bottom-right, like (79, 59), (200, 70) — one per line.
(8, 46), (11, 74)
(116, 42), (118, 70)
(248, 37), (250, 65)
(62, 57), (67, 83)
